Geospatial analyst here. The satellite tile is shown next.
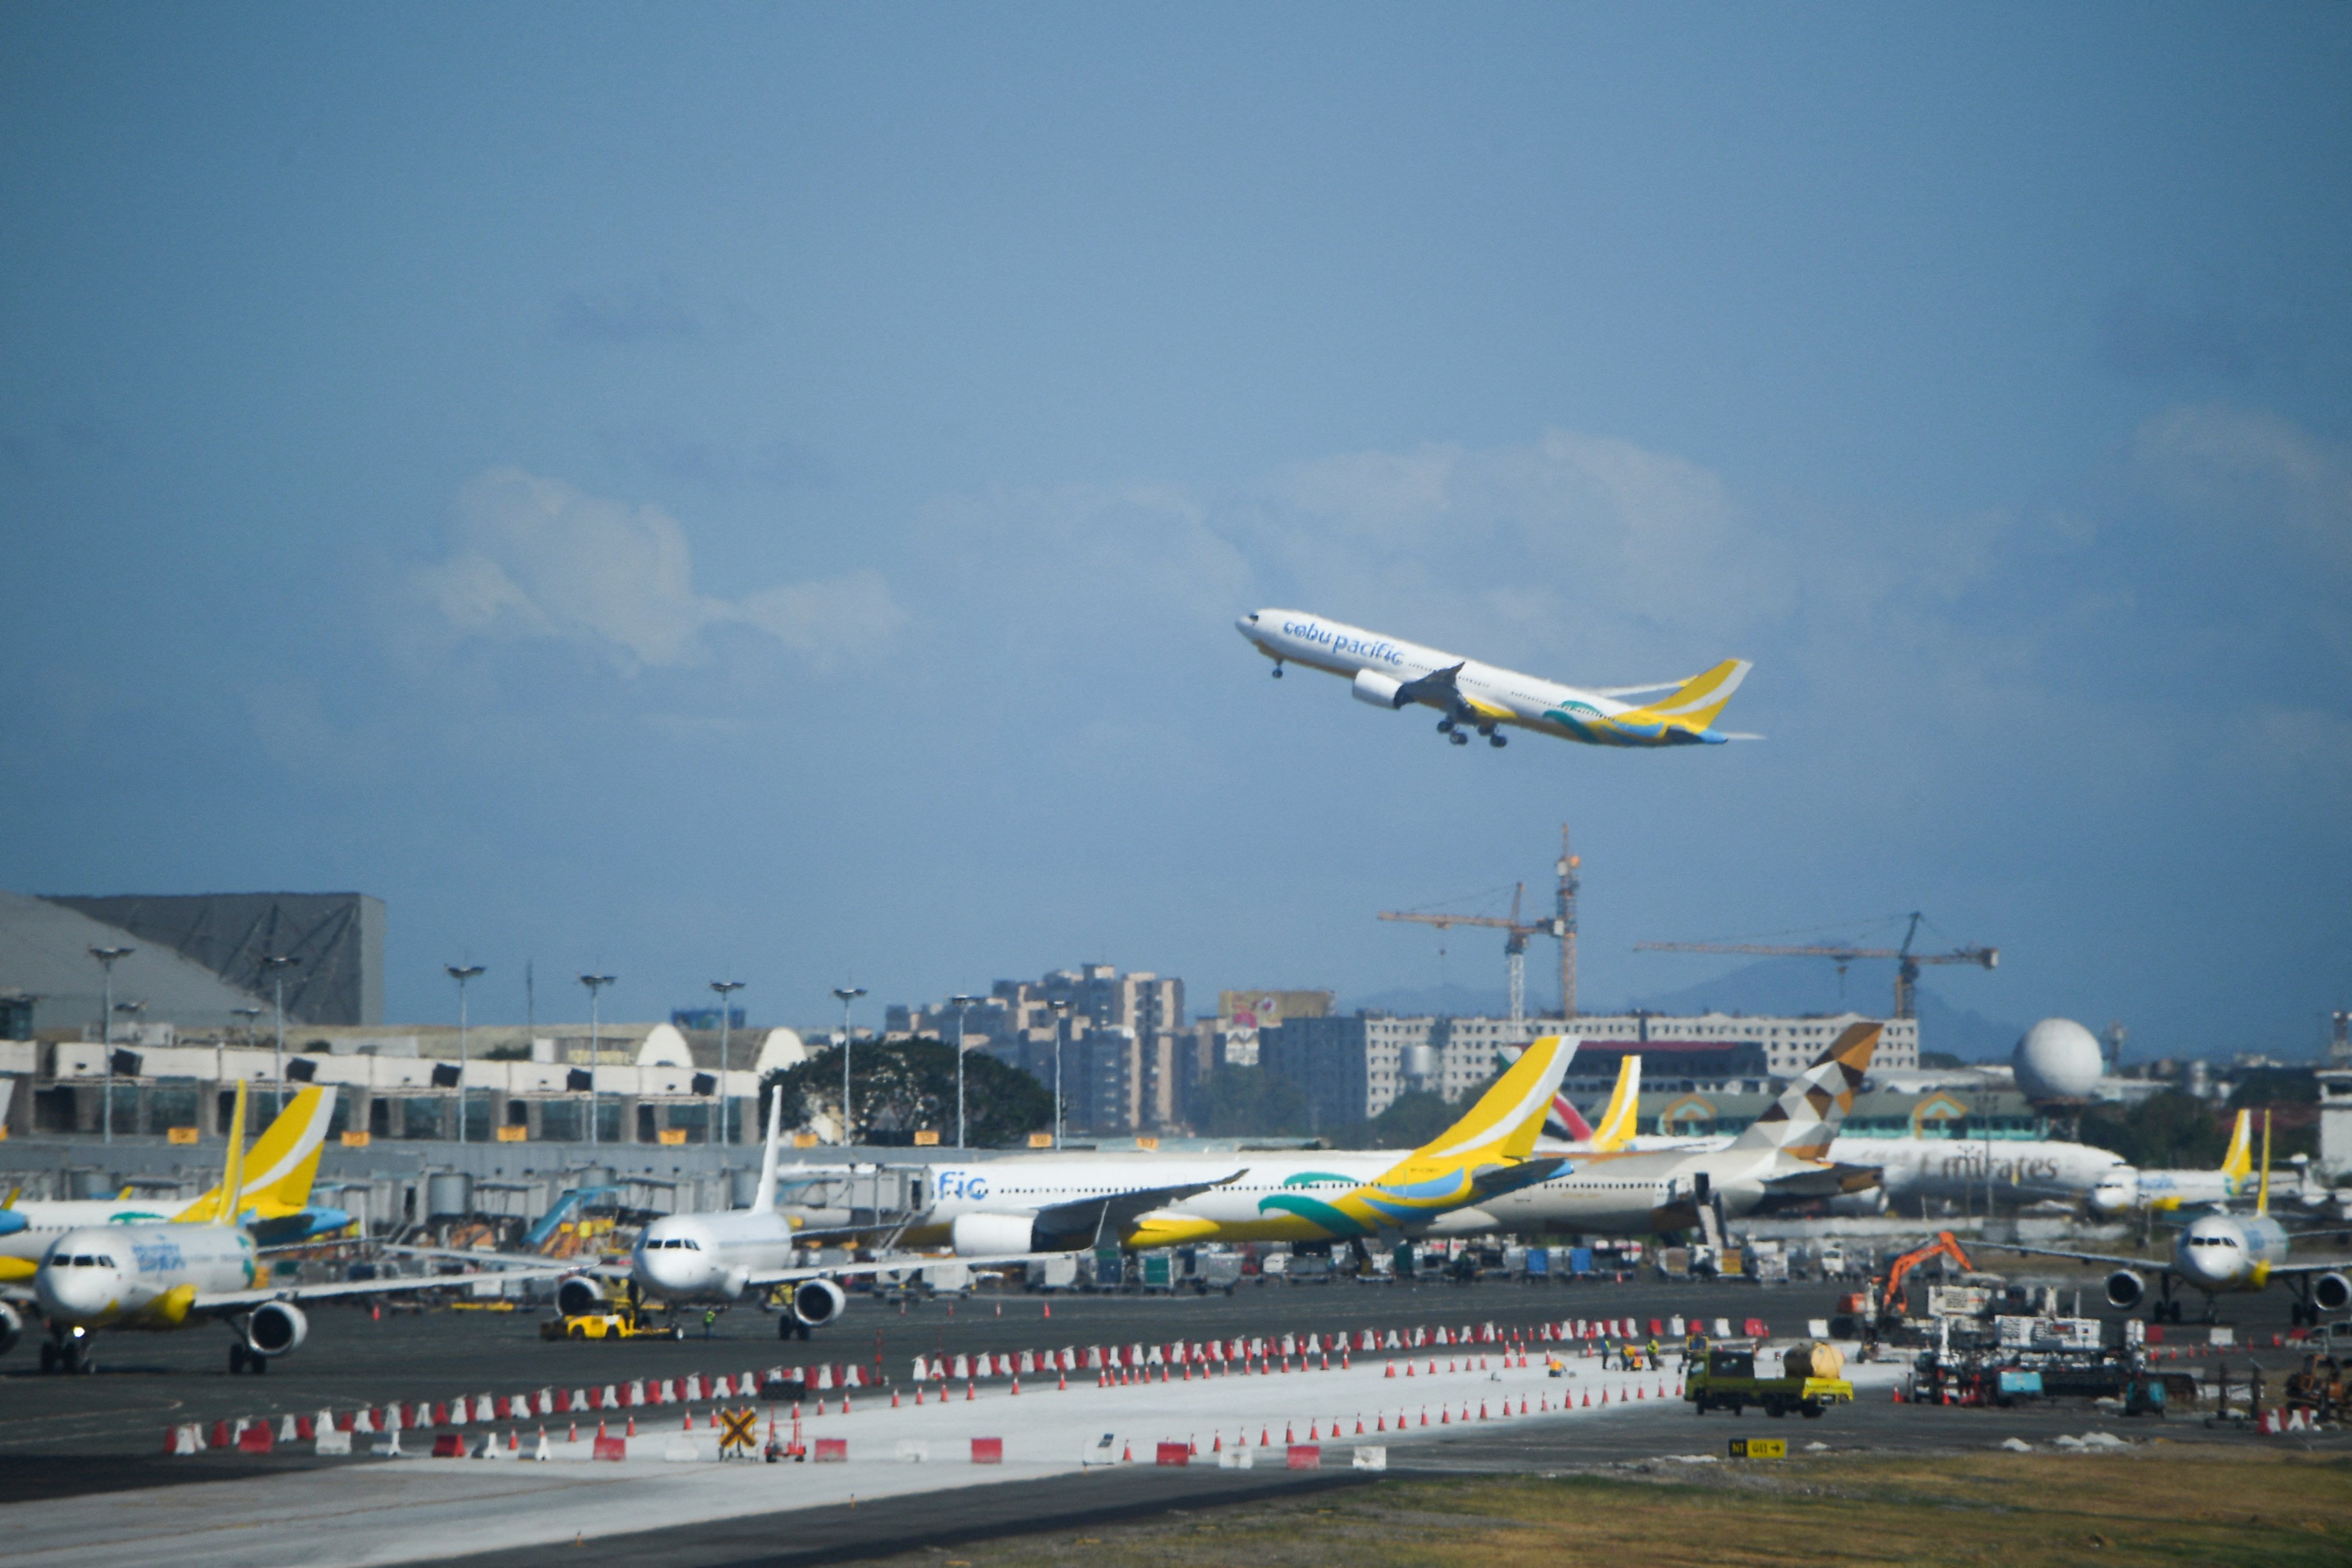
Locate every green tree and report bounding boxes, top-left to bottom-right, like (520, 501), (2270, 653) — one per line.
(1190, 1065), (1312, 1139)
(760, 1038), (1052, 1148)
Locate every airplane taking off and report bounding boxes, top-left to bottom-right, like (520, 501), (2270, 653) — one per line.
(1235, 609), (1753, 750)
(1983, 1116), (2352, 1327)
(0, 1086), (347, 1286)
(11, 1082), (562, 1373)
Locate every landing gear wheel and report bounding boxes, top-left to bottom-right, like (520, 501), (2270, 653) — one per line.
(1437, 719), (1454, 733)
(1270, 664), (1283, 678)
(1488, 733), (1507, 748)
(230, 1342), (249, 1374)
(1449, 731), (1469, 746)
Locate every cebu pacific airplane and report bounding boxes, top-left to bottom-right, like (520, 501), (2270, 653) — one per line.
(910, 1035), (1578, 1254)
(1235, 609), (1754, 750)
(0, 1085), (345, 1287)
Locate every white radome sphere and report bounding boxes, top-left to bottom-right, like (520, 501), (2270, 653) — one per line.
(2012, 1017), (2104, 1102)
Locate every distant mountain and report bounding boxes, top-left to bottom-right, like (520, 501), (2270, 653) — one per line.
(1346, 957), (2021, 1061)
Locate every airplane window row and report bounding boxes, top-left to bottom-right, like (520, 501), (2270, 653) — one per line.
(54, 1254), (118, 1268)
(647, 1237), (704, 1250)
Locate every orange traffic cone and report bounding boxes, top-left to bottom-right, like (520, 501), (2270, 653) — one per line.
(1058, 1372), (1068, 1391)
(1212, 1434), (1222, 1451)
(626, 1416), (636, 1436)
(1376, 1413), (1385, 1431)
(1308, 1421), (1318, 1439)
(1581, 1391), (1590, 1407)
(1260, 1427), (1270, 1446)
(1355, 1416), (1364, 1434)
(1121, 1442), (1131, 1461)
(1010, 1378), (1020, 1397)
(965, 1382), (975, 1401)
(891, 1389), (901, 1408)
(1420, 1407), (1429, 1426)
(1440, 1408), (1450, 1424)
(1478, 1401), (1488, 1419)
(684, 1411), (694, 1430)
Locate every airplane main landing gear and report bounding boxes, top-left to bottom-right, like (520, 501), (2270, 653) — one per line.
(1448, 731), (1469, 746)
(1436, 719), (1454, 733)
(1488, 732), (1507, 748)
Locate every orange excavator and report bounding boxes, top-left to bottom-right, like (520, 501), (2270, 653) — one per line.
(1831, 1231), (1975, 1342)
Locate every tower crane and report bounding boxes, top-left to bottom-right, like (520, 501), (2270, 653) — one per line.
(1378, 827), (1583, 1029)
(1632, 912), (1995, 1020)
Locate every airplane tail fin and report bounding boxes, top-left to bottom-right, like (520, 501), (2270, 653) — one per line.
(178, 1086), (335, 1224)
(2257, 1111), (2272, 1218)
(219, 1080), (250, 1225)
(2221, 1109), (2253, 1189)
(1376, 1036), (1579, 1188)
(751, 1085), (783, 1214)
(1730, 1022), (1880, 1160)
(1620, 658), (1751, 735)
(1589, 1055), (1641, 1152)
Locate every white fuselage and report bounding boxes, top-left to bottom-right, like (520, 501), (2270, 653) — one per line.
(2170, 1211), (2292, 1293)
(2091, 1165), (2244, 1216)
(631, 1210), (803, 1303)
(1839, 1137), (2129, 1211)
(1234, 611), (1647, 738)
(1, 1199), (188, 1269)
(33, 1223), (258, 1330)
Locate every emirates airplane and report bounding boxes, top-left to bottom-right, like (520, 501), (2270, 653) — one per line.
(1235, 609), (1754, 749)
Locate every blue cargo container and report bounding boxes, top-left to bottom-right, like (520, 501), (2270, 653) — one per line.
(1569, 1246), (1596, 1276)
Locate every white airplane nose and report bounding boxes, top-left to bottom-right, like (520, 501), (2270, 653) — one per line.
(1234, 613), (1261, 639)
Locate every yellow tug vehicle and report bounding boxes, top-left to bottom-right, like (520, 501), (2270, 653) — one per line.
(1686, 1339), (1853, 1419)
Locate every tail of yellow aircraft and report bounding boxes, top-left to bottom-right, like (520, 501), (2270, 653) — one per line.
(1589, 1054), (1640, 1152)
(1364, 1034), (1579, 1200)
(2220, 1109), (2253, 1192)
(1617, 659), (1751, 735)
(2256, 1111), (2272, 1218)
(177, 1085), (334, 1224)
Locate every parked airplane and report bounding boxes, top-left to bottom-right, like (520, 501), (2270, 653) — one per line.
(2087, 1110), (2253, 1216)
(1835, 1134), (2130, 1216)
(1419, 1023), (1884, 1238)
(1982, 1117), (2352, 1327)
(0, 1086), (346, 1285)
(1235, 609), (1753, 750)
(906, 1034), (1579, 1254)
(10, 1082), (562, 1373)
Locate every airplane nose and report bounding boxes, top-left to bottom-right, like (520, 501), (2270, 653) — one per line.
(1233, 613), (1260, 639)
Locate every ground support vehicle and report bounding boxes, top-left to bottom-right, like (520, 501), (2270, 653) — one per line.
(540, 1301), (683, 1342)
(1685, 1345), (1852, 1419)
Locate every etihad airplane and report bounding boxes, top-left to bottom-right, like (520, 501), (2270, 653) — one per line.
(0, 1086), (346, 1288)
(1984, 1117), (2352, 1327)
(907, 1035), (1579, 1254)
(1235, 609), (1754, 750)
(12, 1082), (563, 1374)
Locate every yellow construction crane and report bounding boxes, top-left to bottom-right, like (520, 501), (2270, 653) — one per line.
(1632, 912), (1995, 1020)
(1378, 827), (1582, 1025)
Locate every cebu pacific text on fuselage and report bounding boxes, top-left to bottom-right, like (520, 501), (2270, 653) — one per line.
(1280, 619), (1410, 669)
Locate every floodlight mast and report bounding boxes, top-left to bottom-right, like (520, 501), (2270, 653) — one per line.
(259, 955), (300, 1110)
(445, 964), (485, 1144)
(949, 995), (976, 1149)
(579, 974), (616, 1146)
(89, 945), (133, 1146)
(831, 987), (866, 1148)
(710, 980), (746, 1144)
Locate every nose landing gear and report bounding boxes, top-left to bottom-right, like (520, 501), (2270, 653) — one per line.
(1270, 661), (1284, 678)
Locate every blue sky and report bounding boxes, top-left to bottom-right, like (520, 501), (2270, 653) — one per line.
(3, 6), (2347, 1057)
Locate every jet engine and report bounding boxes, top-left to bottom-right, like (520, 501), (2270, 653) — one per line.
(790, 1278), (847, 1328)
(951, 1212), (1038, 1257)
(0, 1299), (21, 1356)
(555, 1273), (609, 1319)
(1351, 669), (1404, 708)
(245, 1301), (309, 1358)
(2314, 1272), (2352, 1315)
(2104, 1269), (2146, 1311)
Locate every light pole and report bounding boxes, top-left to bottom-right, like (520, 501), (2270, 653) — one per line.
(260, 955), (299, 1115)
(1049, 999), (1070, 1149)
(446, 964), (485, 1145)
(831, 986), (866, 1148)
(90, 945), (133, 1145)
(580, 974), (616, 1146)
(949, 994), (976, 1149)
(710, 980), (745, 1144)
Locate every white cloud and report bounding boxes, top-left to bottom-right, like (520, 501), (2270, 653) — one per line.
(2133, 404), (2352, 574)
(419, 467), (902, 673)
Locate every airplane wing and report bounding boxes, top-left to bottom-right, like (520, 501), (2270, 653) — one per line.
(1974, 1240), (2170, 1272)
(192, 1262), (577, 1312)
(1756, 1161), (1883, 1204)
(739, 1249), (1063, 1290)
(1030, 1173), (1248, 1246)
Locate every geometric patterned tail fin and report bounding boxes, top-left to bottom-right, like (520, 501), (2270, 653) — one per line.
(1729, 1022), (1881, 1160)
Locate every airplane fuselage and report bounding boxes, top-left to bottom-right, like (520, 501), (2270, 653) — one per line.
(631, 1209), (804, 1303)
(1235, 608), (1735, 748)
(32, 1222), (258, 1331)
